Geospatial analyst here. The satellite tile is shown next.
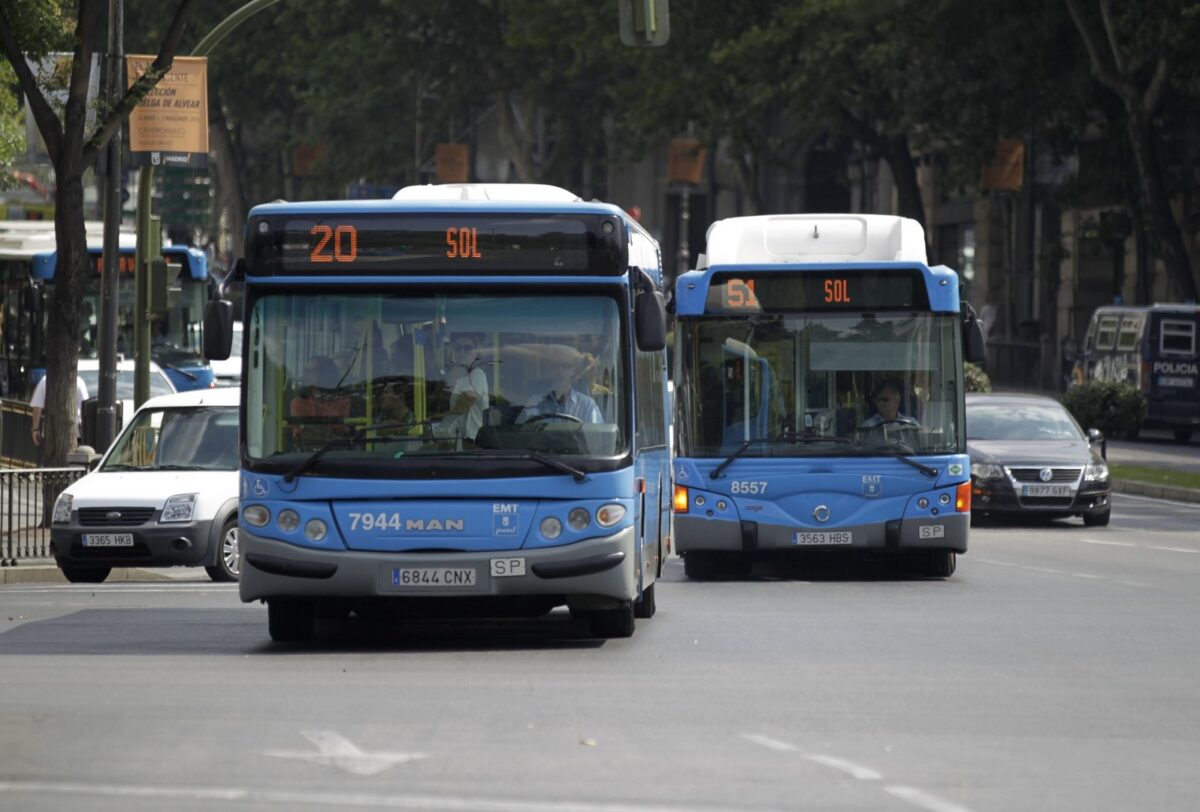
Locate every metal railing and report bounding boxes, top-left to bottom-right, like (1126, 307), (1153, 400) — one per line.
(1, 467), (87, 565)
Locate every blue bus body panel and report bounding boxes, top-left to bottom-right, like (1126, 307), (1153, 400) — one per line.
(675, 262), (962, 315)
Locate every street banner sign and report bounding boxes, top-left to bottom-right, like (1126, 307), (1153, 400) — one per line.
(126, 55), (209, 168)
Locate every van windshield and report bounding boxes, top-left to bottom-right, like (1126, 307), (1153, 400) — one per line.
(103, 407), (239, 471)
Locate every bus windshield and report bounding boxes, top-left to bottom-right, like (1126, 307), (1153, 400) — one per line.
(245, 292), (627, 472)
(677, 312), (963, 457)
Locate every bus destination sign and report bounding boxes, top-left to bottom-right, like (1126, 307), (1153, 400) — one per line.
(705, 269), (930, 313)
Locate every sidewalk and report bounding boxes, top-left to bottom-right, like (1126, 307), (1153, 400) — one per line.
(0, 561), (208, 585)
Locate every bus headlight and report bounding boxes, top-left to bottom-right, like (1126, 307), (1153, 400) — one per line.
(540, 517), (563, 540)
(304, 519), (327, 541)
(160, 493), (197, 523)
(277, 509), (300, 532)
(1085, 462), (1109, 482)
(52, 493), (73, 525)
(243, 505), (270, 527)
(596, 504), (626, 527)
(568, 508), (590, 531)
(971, 462), (1005, 480)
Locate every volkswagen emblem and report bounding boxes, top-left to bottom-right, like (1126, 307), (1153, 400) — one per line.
(106, 511), (122, 520)
(1039, 467), (1053, 482)
(812, 504), (831, 523)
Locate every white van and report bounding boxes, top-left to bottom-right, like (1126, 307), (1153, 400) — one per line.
(50, 387), (240, 583)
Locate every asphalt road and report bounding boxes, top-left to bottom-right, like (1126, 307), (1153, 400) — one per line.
(1106, 428), (1200, 473)
(1, 493), (1198, 811)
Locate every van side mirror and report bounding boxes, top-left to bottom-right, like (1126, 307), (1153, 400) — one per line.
(635, 291), (667, 351)
(203, 299), (234, 361)
(962, 303), (986, 365)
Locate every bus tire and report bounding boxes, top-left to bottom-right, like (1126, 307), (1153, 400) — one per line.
(634, 582), (656, 619)
(1173, 428), (1193, 444)
(924, 550), (956, 578)
(268, 598), (315, 642)
(59, 564), (111, 584)
(683, 551), (719, 580)
(590, 602), (635, 638)
(1083, 507), (1111, 527)
(723, 552), (753, 579)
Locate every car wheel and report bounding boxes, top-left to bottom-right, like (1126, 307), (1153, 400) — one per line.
(1173, 428), (1193, 444)
(633, 582), (656, 619)
(683, 551), (719, 580)
(589, 601), (635, 638)
(1083, 507), (1111, 527)
(59, 564), (111, 584)
(267, 598), (315, 642)
(205, 519), (240, 582)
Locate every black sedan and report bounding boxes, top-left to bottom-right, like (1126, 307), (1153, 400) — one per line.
(966, 393), (1112, 526)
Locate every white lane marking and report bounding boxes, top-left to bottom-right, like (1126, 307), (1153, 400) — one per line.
(264, 730), (427, 776)
(0, 780), (712, 811)
(1112, 492), (1200, 508)
(1150, 545), (1199, 554)
(739, 733), (799, 752)
(885, 784), (975, 812)
(1077, 538), (1135, 547)
(970, 558), (1151, 588)
(1071, 573), (1104, 579)
(804, 754), (882, 781)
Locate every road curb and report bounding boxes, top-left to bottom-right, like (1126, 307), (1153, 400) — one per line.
(1113, 479), (1200, 504)
(0, 565), (201, 585)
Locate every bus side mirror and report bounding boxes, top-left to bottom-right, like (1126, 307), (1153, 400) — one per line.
(636, 291), (667, 351)
(962, 304), (986, 364)
(203, 299), (234, 361)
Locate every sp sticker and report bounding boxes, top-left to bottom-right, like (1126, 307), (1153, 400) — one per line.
(862, 475), (882, 498)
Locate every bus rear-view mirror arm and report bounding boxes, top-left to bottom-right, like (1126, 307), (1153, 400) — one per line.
(962, 301), (987, 365)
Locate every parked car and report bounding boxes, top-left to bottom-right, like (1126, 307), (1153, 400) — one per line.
(50, 387), (241, 583)
(967, 392), (1112, 526)
(1074, 304), (1200, 442)
(77, 358), (177, 431)
(151, 343), (218, 391)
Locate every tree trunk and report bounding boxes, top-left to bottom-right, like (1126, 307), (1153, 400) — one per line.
(43, 172), (87, 467)
(1126, 114), (1198, 301)
(495, 92), (537, 182)
(880, 133), (926, 229)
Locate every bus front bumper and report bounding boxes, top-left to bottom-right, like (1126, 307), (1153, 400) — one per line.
(238, 526), (639, 608)
(674, 514), (968, 554)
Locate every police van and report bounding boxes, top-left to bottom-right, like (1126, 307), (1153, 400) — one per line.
(1077, 304), (1200, 442)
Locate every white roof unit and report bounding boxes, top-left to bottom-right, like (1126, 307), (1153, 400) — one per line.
(703, 214), (928, 266)
(392, 183), (581, 203)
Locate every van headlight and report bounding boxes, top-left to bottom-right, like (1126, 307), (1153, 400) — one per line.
(1084, 462), (1109, 482)
(52, 493), (73, 524)
(160, 493), (197, 523)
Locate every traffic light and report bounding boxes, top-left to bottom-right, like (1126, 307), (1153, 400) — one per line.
(618, 0), (670, 47)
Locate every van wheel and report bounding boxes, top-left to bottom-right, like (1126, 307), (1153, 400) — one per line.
(268, 598), (315, 642)
(1173, 428), (1193, 444)
(60, 564), (111, 584)
(205, 519), (239, 582)
(634, 582), (656, 619)
(590, 602), (635, 638)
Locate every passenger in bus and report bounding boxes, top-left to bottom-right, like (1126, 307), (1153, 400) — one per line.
(289, 354), (351, 446)
(439, 332), (489, 442)
(860, 382), (919, 428)
(516, 345), (603, 424)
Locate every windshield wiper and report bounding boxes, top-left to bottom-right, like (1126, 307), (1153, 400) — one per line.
(153, 464), (206, 471)
(282, 421), (425, 483)
(413, 449), (588, 483)
(710, 435), (849, 479)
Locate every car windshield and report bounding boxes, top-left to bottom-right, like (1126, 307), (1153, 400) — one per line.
(102, 406), (239, 471)
(79, 368), (175, 399)
(676, 312), (963, 457)
(966, 402), (1084, 441)
(244, 292), (627, 474)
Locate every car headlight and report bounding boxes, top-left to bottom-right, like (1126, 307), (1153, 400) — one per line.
(52, 493), (73, 524)
(160, 493), (197, 523)
(971, 462), (1005, 480)
(1085, 462), (1109, 482)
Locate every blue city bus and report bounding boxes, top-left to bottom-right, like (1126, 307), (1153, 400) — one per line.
(672, 214), (985, 579)
(205, 184), (670, 641)
(0, 221), (213, 398)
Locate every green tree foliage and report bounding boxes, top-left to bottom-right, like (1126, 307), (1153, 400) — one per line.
(964, 362), (991, 394)
(0, 61), (25, 187)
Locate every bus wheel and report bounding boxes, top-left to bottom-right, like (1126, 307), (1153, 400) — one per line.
(684, 551), (719, 580)
(268, 598), (315, 642)
(1173, 428), (1193, 444)
(723, 552), (753, 579)
(590, 602), (635, 638)
(634, 582), (656, 619)
(59, 564), (111, 583)
(922, 551), (957, 578)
